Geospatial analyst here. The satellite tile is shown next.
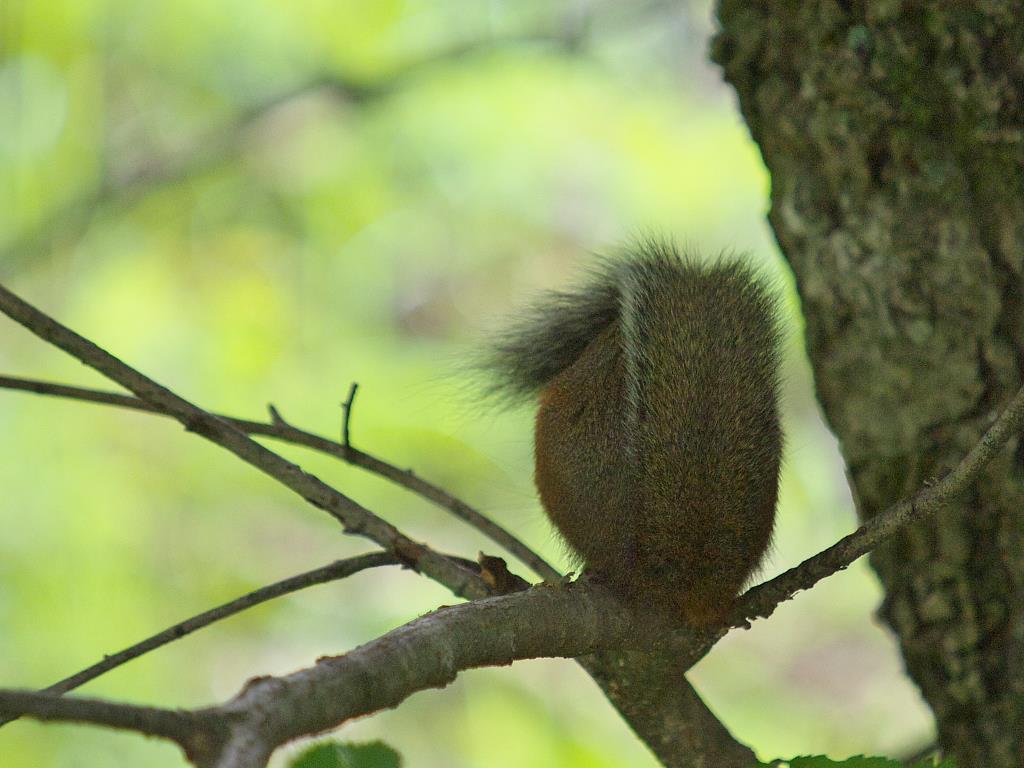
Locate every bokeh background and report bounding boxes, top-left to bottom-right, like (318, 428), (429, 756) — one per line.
(0, 1), (934, 766)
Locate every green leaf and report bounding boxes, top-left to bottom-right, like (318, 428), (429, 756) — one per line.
(786, 758), (895, 767)
(761, 756), (955, 768)
(288, 740), (402, 768)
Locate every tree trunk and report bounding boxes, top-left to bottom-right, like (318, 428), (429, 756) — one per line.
(714, 3), (1024, 765)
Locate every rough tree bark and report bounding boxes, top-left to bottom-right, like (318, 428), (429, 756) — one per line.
(714, 2), (1024, 766)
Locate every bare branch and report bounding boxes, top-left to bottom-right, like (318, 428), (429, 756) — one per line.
(0, 374), (560, 581)
(0, 689), (209, 747)
(216, 582), (676, 751)
(354, 454), (561, 580)
(732, 383), (1024, 625)
(35, 553), (396, 701)
(0, 583), (683, 768)
(340, 382), (359, 449)
(0, 285), (486, 601)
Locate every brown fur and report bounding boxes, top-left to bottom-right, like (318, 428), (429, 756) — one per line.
(486, 241), (782, 626)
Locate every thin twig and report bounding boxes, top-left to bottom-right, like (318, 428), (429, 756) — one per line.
(0, 550), (496, 735)
(0, 374), (560, 581)
(10, 554), (397, 713)
(0, 284), (487, 602)
(267, 403), (285, 426)
(0, 689), (205, 744)
(731, 384), (1024, 626)
(340, 382), (359, 449)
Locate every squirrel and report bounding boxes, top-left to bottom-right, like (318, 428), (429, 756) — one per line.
(482, 240), (783, 627)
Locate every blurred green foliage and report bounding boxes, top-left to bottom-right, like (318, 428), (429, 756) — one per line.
(1, 1), (935, 766)
(290, 741), (402, 768)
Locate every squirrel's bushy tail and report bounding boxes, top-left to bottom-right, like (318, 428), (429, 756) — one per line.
(480, 257), (622, 402)
(482, 239), (784, 626)
(481, 239), (780, 402)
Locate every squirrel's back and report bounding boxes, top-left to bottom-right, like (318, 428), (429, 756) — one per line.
(485, 241), (783, 626)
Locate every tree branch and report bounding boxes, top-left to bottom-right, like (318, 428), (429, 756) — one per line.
(0, 374), (560, 581)
(26, 553), (397, 704)
(0, 583), (677, 768)
(0, 284), (486, 602)
(213, 582), (683, 764)
(0, 689), (209, 746)
(730, 383), (1024, 626)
